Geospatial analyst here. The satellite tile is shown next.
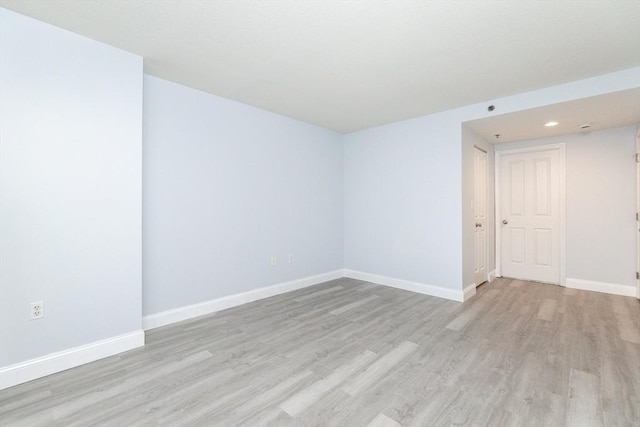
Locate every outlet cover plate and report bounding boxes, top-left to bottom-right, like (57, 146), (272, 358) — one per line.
(30, 301), (44, 320)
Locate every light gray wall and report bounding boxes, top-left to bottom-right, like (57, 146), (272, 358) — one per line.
(0, 9), (143, 367)
(495, 126), (637, 289)
(343, 114), (463, 290)
(142, 75), (344, 316)
(461, 127), (495, 288)
(344, 68), (639, 293)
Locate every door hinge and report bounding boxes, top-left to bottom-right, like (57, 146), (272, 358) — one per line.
(637, 272), (640, 280)
(636, 153), (640, 163)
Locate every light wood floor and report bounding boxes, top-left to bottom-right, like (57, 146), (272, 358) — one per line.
(1, 277), (639, 426)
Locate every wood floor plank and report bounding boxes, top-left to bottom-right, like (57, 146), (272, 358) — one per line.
(280, 350), (377, 417)
(445, 289), (499, 331)
(537, 298), (557, 321)
(294, 285), (344, 302)
(611, 297), (640, 344)
(566, 368), (603, 427)
(329, 294), (379, 315)
(1, 278), (638, 426)
(366, 412), (401, 427)
(341, 341), (418, 396)
(213, 369), (313, 425)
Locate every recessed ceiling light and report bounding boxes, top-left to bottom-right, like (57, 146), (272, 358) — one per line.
(544, 121), (559, 127)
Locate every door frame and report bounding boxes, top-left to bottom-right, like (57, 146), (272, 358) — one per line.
(495, 143), (566, 285)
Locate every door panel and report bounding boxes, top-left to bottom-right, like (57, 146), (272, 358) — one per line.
(473, 147), (488, 286)
(534, 158), (551, 215)
(510, 161), (525, 215)
(500, 148), (561, 284)
(509, 228), (525, 264)
(534, 228), (552, 267)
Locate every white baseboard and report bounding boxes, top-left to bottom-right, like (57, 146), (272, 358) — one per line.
(143, 270), (344, 330)
(463, 283), (477, 301)
(565, 278), (636, 297)
(0, 330), (144, 390)
(488, 270), (497, 282)
(343, 269), (464, 302)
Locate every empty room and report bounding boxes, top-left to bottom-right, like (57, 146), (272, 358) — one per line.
(1, 1), (639, 426)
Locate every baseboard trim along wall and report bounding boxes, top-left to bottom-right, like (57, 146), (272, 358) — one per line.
(143, 269), (345, 330)
(565, 278), (636, 297)
(4, 272), (633, 390)
(2, 269), (468, 389)
(343, 269), (464, 302)
(0, 330), (144, 390)
(463, 283), (477, 301)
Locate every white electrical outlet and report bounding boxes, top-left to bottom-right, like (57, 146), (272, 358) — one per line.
(288, 253), (294, 263)
(30, 301), (44, 320)
(270, 256), (277, 266)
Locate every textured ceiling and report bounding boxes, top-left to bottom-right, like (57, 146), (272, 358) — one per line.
(2, 1), (639, 133)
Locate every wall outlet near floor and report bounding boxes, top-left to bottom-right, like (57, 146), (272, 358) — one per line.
(288, 253), (294, 263)
(30, 301), (44, 320)
(270, 256), (277, 266)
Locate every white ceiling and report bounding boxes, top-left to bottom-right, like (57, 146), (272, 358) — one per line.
(1, 1), (639, 133)
(465, 88), (640, 144)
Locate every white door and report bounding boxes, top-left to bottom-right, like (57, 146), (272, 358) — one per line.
(499, 146), (562, 284)
(474, 147), (488, 286)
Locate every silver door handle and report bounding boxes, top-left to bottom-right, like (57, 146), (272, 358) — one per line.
(502, 220), (508, 225)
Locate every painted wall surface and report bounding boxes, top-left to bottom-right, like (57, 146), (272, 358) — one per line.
(461, 127), (495, 288)
(0, 9), (143, 366)
(143, 76), (343, 315)
(344, 68), (639, 293)
(495, 126), (637, 289)
(343, 113), (463, 290)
